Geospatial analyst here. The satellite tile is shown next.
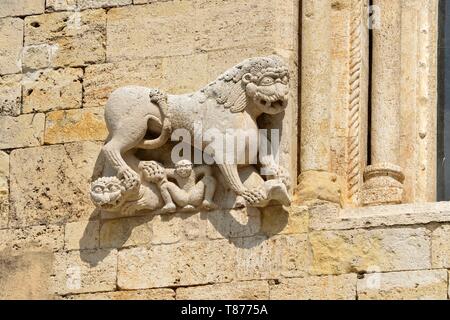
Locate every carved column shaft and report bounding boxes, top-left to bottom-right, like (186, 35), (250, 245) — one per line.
(363, 0), (405, 206)
(296, 0), (341, 205)
(300, 0), (331, 172)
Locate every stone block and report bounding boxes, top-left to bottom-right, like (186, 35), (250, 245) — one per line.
(0, 251), (54, 299)
(261, 205), (309, 236)
(106, 2), (196, 61)
(194, 0), (277, 52)
(0, 18), (23, 75)
(23, 68), (83, 113)
(0, 74), (21, 116)
(176, 281), (270, 300)
(24, 10), (106, 68)
(0, 0), (45, 18)
(0, 151), (8, 229)
(118, 240), (234, 289)
(207, 208), (261, 240)
(100, 216), (152, 249)
(51, 249), (117, 295)
(9, 142), (102, 227)
(66, 288), (175, 300)
(44, 107), (107, 144)
(309, 227), (431, 275)
(232, 234), (309, 281)
(310, 202), (450, 231)
(22, 44), (58, 71)
(269, 274), (357, 300)
(0, 113), (45, 149)
(83, 58), (163, 108)
(432, 224), (450, 268)
(357, 270), (447, 300)
(0, 224), (64, 253)
(46, 0), (131, 11)
(65, 220), (100, 251)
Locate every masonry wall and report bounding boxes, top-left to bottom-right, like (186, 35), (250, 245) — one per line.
(0, 0), (448, 301)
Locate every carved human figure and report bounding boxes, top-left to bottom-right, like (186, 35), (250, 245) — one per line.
(100, 56), (291, 208)
(139, 160), (217, 214)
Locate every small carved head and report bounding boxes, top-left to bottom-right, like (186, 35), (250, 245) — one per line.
(242, 56), (290, 115)
(175, 159), (193, 178)
(90, 176), (126, 211)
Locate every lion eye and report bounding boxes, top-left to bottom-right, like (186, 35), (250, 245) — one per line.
(93, 186), (103, 193)
(260, 77), (274, 86)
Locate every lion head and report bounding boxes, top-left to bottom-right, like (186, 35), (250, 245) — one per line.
(90, 176), (127, 211)
(202, 56), (289, 115)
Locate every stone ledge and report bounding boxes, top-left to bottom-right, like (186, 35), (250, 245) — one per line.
(309, 201), (450, 231)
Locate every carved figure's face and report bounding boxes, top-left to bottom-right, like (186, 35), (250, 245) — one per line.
(175, 160), (193, 178)
(90, 177), (126, 211)
(243, 71), (289, 115)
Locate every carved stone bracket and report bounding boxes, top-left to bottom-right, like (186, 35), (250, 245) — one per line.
(90, 56), (292, 216)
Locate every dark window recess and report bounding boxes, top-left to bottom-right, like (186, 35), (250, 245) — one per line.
(438, 0), (450, 200)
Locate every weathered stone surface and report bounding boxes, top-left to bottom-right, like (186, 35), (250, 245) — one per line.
(83, 58), (163, 108)
(207, 208), (261, 239)
(65, 220), (99, 251)
(357, 270), (447, 300)
(0, 114), (45, 149)
(0, 0), (45, 18)
(23, 68), (83, 113)
(21, 44), (60, 71)
(0, 224), (64, 252)
(51, 249), (117, 295)
(118, 240), (235, 289)
(309, 228), (430, 275)
(47, 0), (131, 11)
(0, 18), (23, 75)
(0, 151), (9, 229)
(107, 2), (196, 62)
(194, 0), (278, 52)
(152, 212), (207, 244)
(261, 205), (308, 236)
(0, 74), (21, 116)
(66, 288), (175, 300)
(44, 107), (107, 144)
(270, 274), (357, 300)
(24, 10), (106, 68)
(431, 224), (450, 268)
(294, 171), (342, 205)
(9, 142), (102, 227)
(100, 216), (152, 249)
(177, 281), (270, 300)
(310, 202), (450, 231)
(0, 251), (55, 299)
(233, 234), (309, 280)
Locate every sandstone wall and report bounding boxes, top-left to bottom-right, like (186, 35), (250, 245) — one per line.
(0, 0), (447, 300)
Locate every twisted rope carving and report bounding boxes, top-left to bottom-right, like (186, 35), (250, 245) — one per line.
(347, 0), (364, 203)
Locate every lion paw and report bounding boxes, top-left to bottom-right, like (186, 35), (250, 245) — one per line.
(118, 168), (140, 192)
(241, 189), (267, 206)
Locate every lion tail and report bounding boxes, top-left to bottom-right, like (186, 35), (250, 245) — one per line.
(137, 89), (172, 150)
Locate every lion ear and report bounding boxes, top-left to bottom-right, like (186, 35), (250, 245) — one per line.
(224, 80), (247, 113)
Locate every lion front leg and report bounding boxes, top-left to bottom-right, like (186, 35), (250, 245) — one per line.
(103, 141), (140, 193)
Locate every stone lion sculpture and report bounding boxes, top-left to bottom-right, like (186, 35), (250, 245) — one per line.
(92, 55), (291, 213)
